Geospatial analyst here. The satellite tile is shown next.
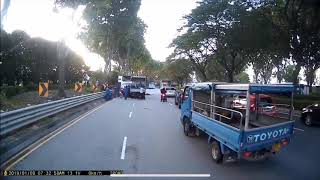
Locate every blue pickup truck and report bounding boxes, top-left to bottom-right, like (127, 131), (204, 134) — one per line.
(180, 82), (295, 163)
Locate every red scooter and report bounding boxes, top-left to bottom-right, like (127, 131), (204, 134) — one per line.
(161, 93), (167, 102)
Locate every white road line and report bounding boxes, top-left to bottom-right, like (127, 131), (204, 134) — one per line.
(3, 103), (106, 171)
(128, 103), (134, 118)
(111, 174), (211, 177)
(294, 127), (305, 132)
(120, 136), (127, 160)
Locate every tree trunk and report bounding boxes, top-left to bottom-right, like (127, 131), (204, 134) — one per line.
(306, 68), (316, 93)
(275, 65), (282, 83)
(227, 52), (236, 83)
(57, 42), (67, 98)
(292, 62), (301, 85)
(227, 72), (234, 83)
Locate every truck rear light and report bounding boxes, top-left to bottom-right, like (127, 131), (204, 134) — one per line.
(281, 140), (289, 146)
(243, 152), (252, 158)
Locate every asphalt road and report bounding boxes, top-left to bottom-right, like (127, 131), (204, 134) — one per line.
(4, 89), (320, 180)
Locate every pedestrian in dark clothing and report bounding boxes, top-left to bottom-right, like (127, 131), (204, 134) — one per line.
(124, 85), (130, 100)
(104, 87), (113, 101)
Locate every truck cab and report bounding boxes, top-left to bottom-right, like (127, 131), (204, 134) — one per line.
(129, 76), (147, 99)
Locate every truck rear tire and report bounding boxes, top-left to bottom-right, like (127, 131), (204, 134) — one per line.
(304, 114), (312, 126)
(183, 119), (192, 136)
(211, 141), (223, 163)
(183, 118), (196, 137)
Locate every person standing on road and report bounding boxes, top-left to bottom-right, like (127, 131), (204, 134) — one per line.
(124, 85), (129, 100)
(104, 87), (113, 101)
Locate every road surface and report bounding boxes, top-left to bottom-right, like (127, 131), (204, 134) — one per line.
(4, 89), (320, 180)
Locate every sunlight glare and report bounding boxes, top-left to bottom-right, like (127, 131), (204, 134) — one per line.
(4, 0), (105, 71)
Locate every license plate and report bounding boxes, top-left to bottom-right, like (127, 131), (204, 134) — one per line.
(272, 143), (281, 152)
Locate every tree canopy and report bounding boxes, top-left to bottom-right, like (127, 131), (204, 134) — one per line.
(56, 0), (154, 76)
(169, 0), (319, 86)
(0, 29), (88, 86)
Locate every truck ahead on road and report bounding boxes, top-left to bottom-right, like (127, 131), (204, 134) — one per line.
(180, 82), (295, 163)
(118, 75), (132, 89)
(129, 76), (147, 99)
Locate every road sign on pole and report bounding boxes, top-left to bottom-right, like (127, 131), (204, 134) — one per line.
(75, 83), (83, 93)
(39, 82), (49, 97)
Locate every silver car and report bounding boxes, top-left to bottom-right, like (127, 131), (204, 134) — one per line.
(165, 87), (176, 97)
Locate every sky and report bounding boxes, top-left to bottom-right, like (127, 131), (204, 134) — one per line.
(1, 0), (319, 84)
(138, 0), (197, 61)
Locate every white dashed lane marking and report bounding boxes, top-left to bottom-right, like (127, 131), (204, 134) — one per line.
(120, 136), (127, 160)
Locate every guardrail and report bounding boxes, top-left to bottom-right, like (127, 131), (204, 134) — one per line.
(0, 91), (105, 136)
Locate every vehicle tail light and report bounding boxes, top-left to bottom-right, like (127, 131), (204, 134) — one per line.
(281, 140), (289, 146)
(243, 152), (252, 158)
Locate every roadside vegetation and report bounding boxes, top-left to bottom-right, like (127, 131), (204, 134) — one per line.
(167, 0), (319, 89)
(1, 0), (319, 111)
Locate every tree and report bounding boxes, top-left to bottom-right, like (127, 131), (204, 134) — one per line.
(169, 31), (214, 81)
(250, 52), (274, 84)
(0, 29), (88, 88)
(283, 64), (301, 83)
(106, 70), (120, 85)
(235, 72), (250, 83)
(284, 0), (320, 85)
(304, 58), (320, 92)
(205, 60), (227, 81)
(272, 57), (288, 83)
(143, 60), (164, 81)
(56, 0), (150, 75)
(170, 0), (288, 83)
(165, 59), (193, 86)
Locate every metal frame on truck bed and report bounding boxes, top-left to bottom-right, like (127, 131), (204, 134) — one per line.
(180, 82), (295, 163)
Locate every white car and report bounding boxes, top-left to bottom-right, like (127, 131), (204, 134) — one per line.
(232, 95), (247, 109)
(165, 87), (176, 97)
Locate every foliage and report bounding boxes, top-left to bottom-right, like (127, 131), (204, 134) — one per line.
(235, 72), (250, 83)
(169, 0), (319, 86)
(0, 86), (25, 98)
(284, 0), (320, 85)
(0, 29), (89, 86)
(106, 71), (120, 85)
(274, 94), (320, 110)
(283, 65), (302, 83)
(164, 59), (193, 86)
(169, 0), (287, 82)
(56, 0), (152, 76)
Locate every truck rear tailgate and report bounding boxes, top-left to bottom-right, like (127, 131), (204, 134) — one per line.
(241, 121), (294, 152)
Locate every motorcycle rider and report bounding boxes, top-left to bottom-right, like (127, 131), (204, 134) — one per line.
(160, 87), (167, 101)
